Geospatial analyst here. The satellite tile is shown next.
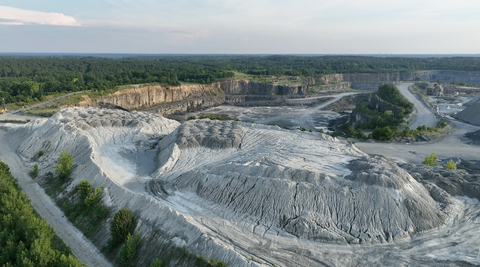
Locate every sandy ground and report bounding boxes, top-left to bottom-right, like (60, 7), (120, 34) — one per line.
(0, 128), (113, 267)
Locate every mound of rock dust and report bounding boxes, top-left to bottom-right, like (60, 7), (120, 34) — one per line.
(13, 107), (458, 266)
(150, 119), (446, 244)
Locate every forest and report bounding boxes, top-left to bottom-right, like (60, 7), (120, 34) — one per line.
(1, 55), (480, 104)
(0, 160), (84, 266)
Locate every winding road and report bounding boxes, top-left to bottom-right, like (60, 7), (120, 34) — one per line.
(397, 83), (437, 129)
(356, 82), (480, 164)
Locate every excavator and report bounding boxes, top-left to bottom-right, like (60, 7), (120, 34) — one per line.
(0, 98), (6, 114)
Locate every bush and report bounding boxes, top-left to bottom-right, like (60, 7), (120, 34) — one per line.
(30, 163), (39, 178)
(84, 188), (102, 207)
(77, 180), (92, 200)
(109, 207), (137, 248)
(152, 258), (164, 267)
(422, 152), (439, 166)
(38, 149), (44, 157)
(55, 151), (73, 179)
(372, 126), (394, 141)
(445, 159), (457, 170)
(437, 121), (448, 128)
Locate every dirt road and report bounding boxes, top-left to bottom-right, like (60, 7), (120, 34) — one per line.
(357, 83), (480, 164)
(397, 83), (437, 129)
(0, 129), (112, 267)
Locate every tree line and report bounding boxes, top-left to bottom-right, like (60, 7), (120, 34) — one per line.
(0, 160), (84, 266)
(1, 55), (480, 104)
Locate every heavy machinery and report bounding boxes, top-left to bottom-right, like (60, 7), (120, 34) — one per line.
(0, 98), (6, 114)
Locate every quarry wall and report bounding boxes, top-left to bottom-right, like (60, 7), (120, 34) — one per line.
(78, 80), (337, 115)
(77, 71), (480, 115)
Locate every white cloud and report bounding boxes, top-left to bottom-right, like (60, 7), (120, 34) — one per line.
(0, 6), (80, 26)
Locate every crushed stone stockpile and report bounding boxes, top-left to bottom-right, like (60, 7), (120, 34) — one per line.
(151, 120), (446, 244)
(454, 101), (480, 126)
(12, 107), (479, 266)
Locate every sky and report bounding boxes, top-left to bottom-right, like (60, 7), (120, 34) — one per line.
(0, 0), (479, 54)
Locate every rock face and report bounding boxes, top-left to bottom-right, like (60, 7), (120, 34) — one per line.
(318, 71), (480, 90)
(151, 119), (446, 245)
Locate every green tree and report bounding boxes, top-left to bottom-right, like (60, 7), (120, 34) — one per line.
(372, 126), (394, 141)
(445, 159), (457, 170)
(77, 180), (93, 200)
(30, 163), (39, 178)
(55, 151), (73, 179)
(84, 188), (102, 207)
(152, 258), (163, 267)
(422, 152), (439, 166)
(0, 161), (85, 266)
(119, 231), (142, 266)
(109, 207), (137, 248)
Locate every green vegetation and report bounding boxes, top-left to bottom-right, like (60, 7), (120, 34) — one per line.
(55, 150), (73, 180)
(422, 152), (439, 166)
(29, 163), (39, 178)
(38, 149), (44, 157)
(0, 160), (84, 266)
(2, 55), (480, 107)
(119, 231), (142, 266)
(376, 84), (414, 114)
(451, 81), (480, 88)
(372, 126), (394, 141)
(77, 179), (103, 207)
(108, 207), (137, 250)
(445, 159), (457, 170)
(347, 84), (449, 141)
(355, 84), (413, 131)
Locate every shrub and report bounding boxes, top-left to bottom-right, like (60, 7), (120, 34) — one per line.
(38, 149), (44, 157)
(109, 207), (137, 248)
(84, 188), (102, 207)
(437, 121), (448, 128)
(77, 180), (93, 200)
(30, 163), (39, 178)
(445, 159), (457, 170)
(55, 151), (73, 179)
(372, 126), (394, 141)
(152, 258), (164, 267)
(422, 152), (439, 166)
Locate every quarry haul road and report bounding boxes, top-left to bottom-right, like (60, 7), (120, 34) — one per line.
(356, 82), (480, 163)
(397, 83), (437, 129)
(0, 129), (112, 267)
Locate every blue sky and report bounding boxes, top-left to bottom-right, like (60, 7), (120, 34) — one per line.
(0, 0), (479, 54)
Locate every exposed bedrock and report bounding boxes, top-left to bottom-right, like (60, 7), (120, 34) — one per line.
(153, 120), (447, 244)
(318, 71), (480, 90)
